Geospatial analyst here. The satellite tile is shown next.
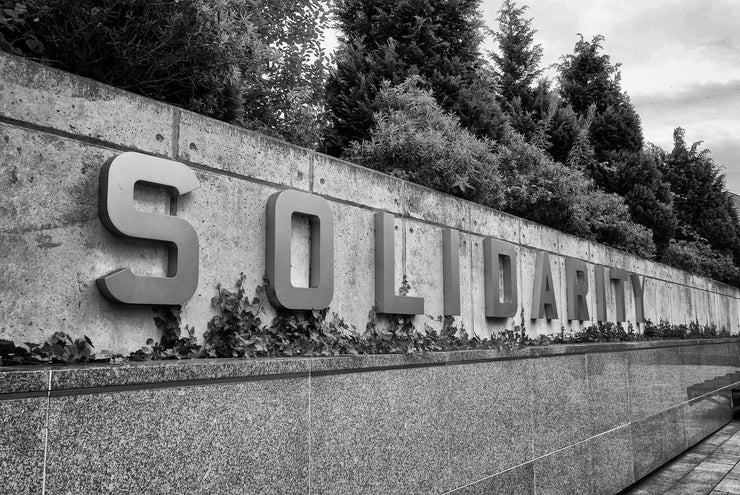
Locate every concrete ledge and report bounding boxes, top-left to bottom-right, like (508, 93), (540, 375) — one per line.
(2, 337), (739, 396)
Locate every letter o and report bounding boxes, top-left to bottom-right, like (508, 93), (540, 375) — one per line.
(265, 190), (334, 310)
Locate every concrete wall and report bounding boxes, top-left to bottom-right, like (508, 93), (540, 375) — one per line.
(1, 51), (739, 355)
(3, 339), (740, 494)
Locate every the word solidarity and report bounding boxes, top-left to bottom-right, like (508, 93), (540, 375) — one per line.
(98, 153), (644, 323)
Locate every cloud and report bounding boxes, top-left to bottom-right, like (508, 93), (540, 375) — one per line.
(611, 0), (740, 57)
(712, 139), (740, 194)
(632, 79), (740, 109)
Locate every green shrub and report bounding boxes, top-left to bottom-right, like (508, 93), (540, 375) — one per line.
(348, 78), (655, 258)
(496, 134), (656, 257)
(497, 133), (591, 235)
(580, 190), (657, 259)
(662, 239), (740, 285)
(346, 77), (503, 205)
(644, 319), (728, 339)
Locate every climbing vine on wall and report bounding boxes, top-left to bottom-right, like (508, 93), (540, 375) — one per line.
(0, 275), (732, 365)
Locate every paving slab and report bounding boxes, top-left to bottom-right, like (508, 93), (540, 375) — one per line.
(624, 421), (740, 495)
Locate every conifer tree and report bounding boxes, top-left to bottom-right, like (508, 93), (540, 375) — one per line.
(324, 0), (508, 155)
(664, 128), (740, 263)
(557, 34), (644, 160)
(557, 35), (621, 114)
(547, 103), (581, 163)
(490, 0), (543, 106)
(566, 128), (596, 172)
(557, 34), (676, 254)
(609, 150), (677, 254)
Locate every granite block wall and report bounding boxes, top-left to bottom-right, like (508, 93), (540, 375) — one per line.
(1, 52), (740, 354)
(2, 340), (740, 494)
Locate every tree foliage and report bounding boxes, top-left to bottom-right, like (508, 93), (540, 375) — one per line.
(663, 128), (740, 271)
(349, 79), (655, 257)
(324, 0), (508, 155)
(557, 34), (622, 114)
(604, 150), (676, 254)
(556, 35), (644, 159)
(663, 240), (740, 285)
(496, 134), (655, 257)
(546, 102), (581, 163)
(490, 0), (543, 106)
(347, 78), (502, 205)
(556, 33), (676, 256)
(0, 0), (329, 147)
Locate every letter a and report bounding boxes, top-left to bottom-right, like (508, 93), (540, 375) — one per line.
(532, 251), (558, 319)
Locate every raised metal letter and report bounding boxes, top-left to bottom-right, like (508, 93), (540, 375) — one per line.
(594, 265), (607, 322)
(97, 152), (200, 305)
(532, 251), (558, 319)
(610, 268), (629, 322)
(442, 228), (461, 316)
(565, 257), (590, 321)
(484, 238), (518, 318)
(630, 273), (646, 323)
(375, 212), (424, 315)
(266, 190), (334, 310)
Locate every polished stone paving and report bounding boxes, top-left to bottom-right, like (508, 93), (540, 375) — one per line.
(624, 420), (740, 495)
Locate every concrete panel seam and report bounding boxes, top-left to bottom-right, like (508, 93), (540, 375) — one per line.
(0, 390), (48, 401)
(310, 361), (447, 378)
(401, 217), (407, 277)
(470, 234), (476, 337)
(443, 422), (630, 494)
(41, 370), (51, 495)
(179, 158), (297, 193)
(308, 372), (312, 495)
(0, 114), (168, 159)
(46, 371), (310, 398)
(528, 359), (536, 482)
(626, 352), (634, 433)
(171, 108), (180, 159)
(308, 153), (314, 193)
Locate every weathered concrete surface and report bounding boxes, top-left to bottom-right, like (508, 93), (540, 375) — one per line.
(0, 51), (739, 353)
(0, 53), (172, 157)
(178, 109), (311, 190)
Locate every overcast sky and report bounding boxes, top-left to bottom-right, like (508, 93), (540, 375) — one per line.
(479, 0), (740, 193)
(325, 1), (740, 192)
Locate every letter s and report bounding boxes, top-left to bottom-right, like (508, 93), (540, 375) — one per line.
(97, 152), (200, 305)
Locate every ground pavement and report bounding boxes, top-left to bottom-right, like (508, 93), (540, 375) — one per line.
(623, 420), (740, 494)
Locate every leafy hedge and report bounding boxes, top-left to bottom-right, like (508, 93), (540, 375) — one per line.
(662, 239), (740, 285)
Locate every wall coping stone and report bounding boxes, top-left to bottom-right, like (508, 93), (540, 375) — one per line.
(2, 338), (738, 397)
